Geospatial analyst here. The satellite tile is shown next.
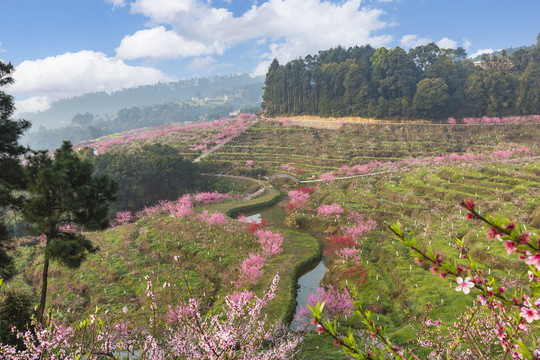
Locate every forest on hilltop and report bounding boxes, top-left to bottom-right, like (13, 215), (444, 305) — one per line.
(262, 33), (540, 120)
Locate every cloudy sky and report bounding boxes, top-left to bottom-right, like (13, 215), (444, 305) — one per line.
(2, 0), (539, 113)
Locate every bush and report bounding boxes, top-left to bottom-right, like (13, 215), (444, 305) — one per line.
(0, 289), (34, 350)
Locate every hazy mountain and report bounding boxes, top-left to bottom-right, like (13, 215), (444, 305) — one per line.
(18, 74), (264, 130)
(22, 81), (264, 150)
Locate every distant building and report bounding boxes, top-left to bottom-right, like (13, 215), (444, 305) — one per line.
(473, 60), (487, 69)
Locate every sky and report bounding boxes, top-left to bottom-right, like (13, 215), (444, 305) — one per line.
(1, 0), (539, 114)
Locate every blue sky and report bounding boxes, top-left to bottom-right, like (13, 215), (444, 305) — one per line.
(2, 0), (539, 113)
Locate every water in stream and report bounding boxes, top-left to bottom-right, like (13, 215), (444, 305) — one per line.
(242, 200), (327, 330)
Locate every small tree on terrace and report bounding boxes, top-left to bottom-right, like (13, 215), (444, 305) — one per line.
(23, 141), (117, 323)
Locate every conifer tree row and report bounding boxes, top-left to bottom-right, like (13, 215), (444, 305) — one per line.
(262, 33), (540, 119)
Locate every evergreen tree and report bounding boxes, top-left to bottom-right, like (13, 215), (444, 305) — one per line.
(0, 61), (31, 281)
(23, 141), (117, 323)
(413, 77), (449, 119)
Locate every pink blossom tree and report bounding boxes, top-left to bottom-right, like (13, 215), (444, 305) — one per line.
(255, 229), (284, 257)
(287, 190), (310, 210)
(319, 172), (335, 183)
(170, 194), (193, 219)
(0, 274), (298, 359)
(197, 210), (228, 226)
(114, 210), (133, 225)
(192, 191), (230, 206)
(317, 203), (344, 218)
(340, 211), (377, 240)
(233, 253), (267, 288)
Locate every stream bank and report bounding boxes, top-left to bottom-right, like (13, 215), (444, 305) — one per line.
(212, 175), (327, 328)
(241, 197), (327, 328)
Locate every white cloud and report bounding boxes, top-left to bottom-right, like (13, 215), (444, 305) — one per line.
(9, 50), (167, 109)
(106, 0), (126, 9)
(15, 96), (51, 114)
(436, 37), (457, 49)
(130, 0), (193, 23)
(116, 26), (220, 59)
(468, 48), (494, 59)
(252, 59), (272, 78)
(399, 34), (432, 49)
(187, 56), (216, 72)
(463, 39), (472, 49)
(125, 0), (392, 74)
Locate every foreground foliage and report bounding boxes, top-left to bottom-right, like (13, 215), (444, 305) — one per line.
(0, 274), (298, 359)
(310, 201), (540, 358)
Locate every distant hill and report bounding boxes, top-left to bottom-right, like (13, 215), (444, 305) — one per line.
(22, 82), (263, 150)
(19, 74), (264, 129)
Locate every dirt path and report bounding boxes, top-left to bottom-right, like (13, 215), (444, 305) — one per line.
(193, 120), (258, 163)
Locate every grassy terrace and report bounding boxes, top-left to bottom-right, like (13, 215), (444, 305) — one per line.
(296, 159), (539, 358)
(199, 120), (540, 177)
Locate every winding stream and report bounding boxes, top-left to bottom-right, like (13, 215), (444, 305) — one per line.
(242, 198), (327, 330)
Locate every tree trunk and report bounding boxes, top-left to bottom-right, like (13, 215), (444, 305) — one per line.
(37, 250), (50, 324)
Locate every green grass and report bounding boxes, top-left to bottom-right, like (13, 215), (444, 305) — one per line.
(11, 177), (320, 328)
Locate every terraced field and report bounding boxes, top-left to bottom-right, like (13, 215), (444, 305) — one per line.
(199, 119), (539, 178)
(197, 119), (540, 357)
(79, 115), (254, 160)
(9, 117), (539, 358)
(290, 154), (540, 357)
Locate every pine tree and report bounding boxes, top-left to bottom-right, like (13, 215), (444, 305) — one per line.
(0, 61), (31, 280)
(23, 141), (117, 322)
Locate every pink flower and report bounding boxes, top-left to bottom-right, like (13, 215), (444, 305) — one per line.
(255, 229), (284, 257)
(115, 210), (133, 225)
(503, 241), (516, 256)
(518, 233), (531, 243)
(477, 294), (488, 305)
(520, 307), (540, 323)
(288, 190), (310, 209)
(525, 254), (540, 271)
(455, 277), (474, 294)
(486, 227), (498, 239)
(464, 199), (476, 210)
